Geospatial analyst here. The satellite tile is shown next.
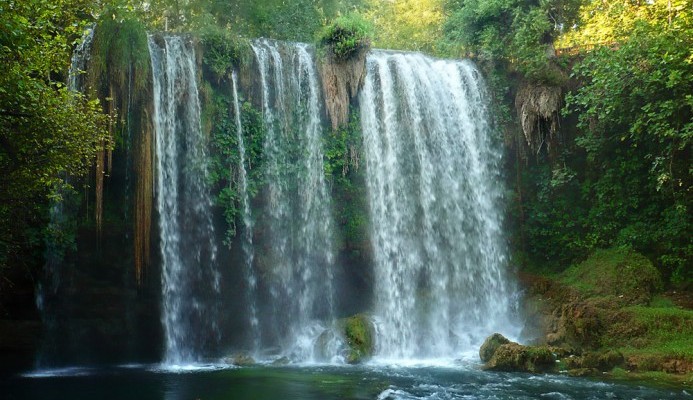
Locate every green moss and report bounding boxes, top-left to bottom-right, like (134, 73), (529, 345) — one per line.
(205, 80), (265, 246)
(617, 306), (693, 359)
(317, 13), (373, 61)
(561, 247), (663, 304)
(610, 367), (693, 388)
(341, 314), (374, 364)
(91, 11), (150, 93)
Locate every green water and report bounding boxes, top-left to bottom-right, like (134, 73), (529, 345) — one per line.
(2, 364), (689, 399)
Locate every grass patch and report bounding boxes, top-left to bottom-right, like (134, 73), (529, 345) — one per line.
(610, 367), (693, 388)
(617, 306), (693, 359)
(560, 247), (662, 304)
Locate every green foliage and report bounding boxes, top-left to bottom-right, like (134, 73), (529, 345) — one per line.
(318, 13), (373, 60)
(363, 0), (444, 54)
(443, 0), (580, 82)
(0, 0), (109, 275)
(200, 27), (251, 81)
(91, 5), (150, 92)
(207, 88), (265, 245)
(323, 112), (370, 258)
(561, 247), (663, 304)
(564, 14), (692, 283)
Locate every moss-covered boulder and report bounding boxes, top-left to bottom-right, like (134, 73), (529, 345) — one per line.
(223, 352), (255, 366)
(564, 350), (624, 372)
(480, 333), (511, 362)
(561, 248), (663, 305)
(339, 314), (375, 364)
(483, 343), (556, 373)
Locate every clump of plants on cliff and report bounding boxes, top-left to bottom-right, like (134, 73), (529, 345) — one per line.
(318, 13), (373, 60)
(205, 86), (265, 245)
(200, 26), (251, 81)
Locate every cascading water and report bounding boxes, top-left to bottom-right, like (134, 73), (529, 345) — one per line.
(231, 72), (260, 352)
(250, 39), (336, 359)
(67, 25), (95, 94)
(360, 51), (516, 359)
(148, 35), (220, 365)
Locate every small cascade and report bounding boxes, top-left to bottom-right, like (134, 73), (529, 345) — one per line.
(231, 72), (260, 352)
(250, 39), (336, 359)
(148, 35), (220, 365)
(67, 25), (95, 93)
(360, 51), (515, 359)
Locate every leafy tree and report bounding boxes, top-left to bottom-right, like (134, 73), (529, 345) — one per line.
(565, 9), (692, 282)
(0, 0), (108, 278)
(443, 0), (581, 80)
(557, 0), (690, 48)
(364, 0), (445, 53)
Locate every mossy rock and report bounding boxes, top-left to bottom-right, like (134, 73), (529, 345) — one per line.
(224, 352), (256, 366)
(561, 247), (662, 305)
(480, 333), (511, 362)
(339, 314), (374, 364)
(567, 367), (600, 377)
(484, 343), (556, 373)
(564, 350), (624, 372)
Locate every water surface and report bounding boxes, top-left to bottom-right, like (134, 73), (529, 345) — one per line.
(4, 363), (689, 400)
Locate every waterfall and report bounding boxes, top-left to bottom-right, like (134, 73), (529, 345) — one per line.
(148, 35), (220, 365)
(250, 39), (336, 359)
(231, 72), (260, 352)
(67, 25), (95, 93)
(360, 51), (515, 359)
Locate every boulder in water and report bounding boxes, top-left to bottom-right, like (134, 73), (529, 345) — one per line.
(480, 333), (511, 362)
(483, 342), (556, 373)
(224, 352), (256, 366)
(340, 314), (375, 364)
(271, 356), (290, 366)
(564, 349), (624, 372)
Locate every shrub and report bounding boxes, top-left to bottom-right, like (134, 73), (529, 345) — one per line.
(318, 13), (373, 60)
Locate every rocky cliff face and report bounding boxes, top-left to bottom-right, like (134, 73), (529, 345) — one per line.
(318, 48), (368, 130)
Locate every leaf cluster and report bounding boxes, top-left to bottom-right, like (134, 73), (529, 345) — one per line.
(0, 0), (109, 274)
(207, 88), (265, 245)
(444, 0), (580, 82)
(318, 13), (373, 61)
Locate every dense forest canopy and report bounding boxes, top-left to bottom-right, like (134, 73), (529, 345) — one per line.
(0, 0), (690, 292)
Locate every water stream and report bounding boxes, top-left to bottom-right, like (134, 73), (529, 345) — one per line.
(149, 35), (220, 365)
(231, 71), (260, 352)
(250, 39), (337, 359)
(360, 51), (516, 359)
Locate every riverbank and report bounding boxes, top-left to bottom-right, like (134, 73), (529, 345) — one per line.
(516, 247), (692, 387)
